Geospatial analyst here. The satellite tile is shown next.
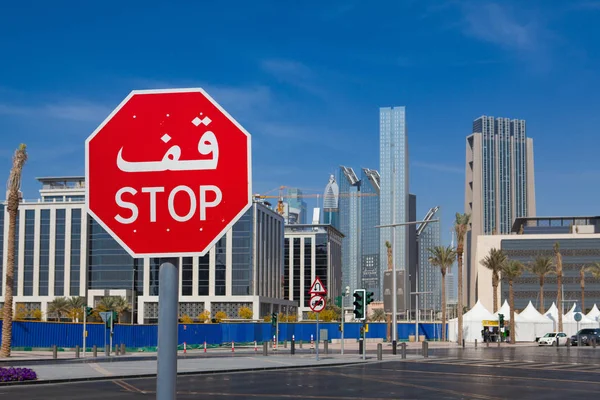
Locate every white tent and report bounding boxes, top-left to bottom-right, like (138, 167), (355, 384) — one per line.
(492, 300), (511, 320)
(586, 304), (600, 323)
(448, 300), (495, 342)
(517, 301), (553, 341)
(545, 302), (596, 335)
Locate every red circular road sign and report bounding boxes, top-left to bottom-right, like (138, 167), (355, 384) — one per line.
(309, 295), (326, 313)
(85, 88), (252, 257)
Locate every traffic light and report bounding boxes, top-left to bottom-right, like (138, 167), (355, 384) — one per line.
(271, 312), (277, 327)
(498, 313), (505, 328)
(366, 291), (374, 305)
(112, 311), (118, 324)
(353, 289), (366, 320)
(85, 307), (93, 317)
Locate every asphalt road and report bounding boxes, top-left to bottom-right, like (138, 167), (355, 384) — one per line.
(2, 356), (599, 399)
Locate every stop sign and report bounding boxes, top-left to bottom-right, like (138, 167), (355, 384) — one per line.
(85, 88), (252, 257)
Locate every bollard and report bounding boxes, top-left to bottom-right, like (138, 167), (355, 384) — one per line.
(424, 341), (429, 358)
(475, 339), (477, 349)
(183, 342), (187, 354)
(254, 340), (258, 352)
(392, 340), (397, 355)
(263, 341), (268, 356)
(284, 340), (287, 349)
(593, 338), (597, 349)
(401, 342), (407, 359)
(486, 341), (489, 348)
(105, 345), (110, 356)
(52, 345), (58, 359)
(273, 335), (277, 351)
(358, 338), (364, 355)
(497, 339), (501, 347)
(92, 345), (97, 358)
(324, 340), (329, 355)
(462, 339), (465, 348)
(232, 341), (235, 353)
(310, 334), (314, 350)
(76, 345), (80, 358)
(115, 345), (120, 356)
(121, 343), (126, 356)
(291, 335), (295, 355)
(299, 339), (303, 349)
(204, 341), (207, 353)
(377, 343), (383, 360)
(421, 341), (427, 358)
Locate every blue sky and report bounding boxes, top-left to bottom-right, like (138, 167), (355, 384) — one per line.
(1, 0), (600, 244)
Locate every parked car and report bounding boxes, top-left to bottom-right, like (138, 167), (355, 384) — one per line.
(538, 332), (568, 346)
(569, 329), (600, 346)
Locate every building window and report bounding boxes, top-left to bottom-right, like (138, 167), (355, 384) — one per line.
(293, 238), (301, 301)
(23, 210), (35, 296)
(54, 209), (65, 296)
(0, 205), (3, 296)
(198, 254), (209, 296)
(215, 236), (226, 296)
(232, 211), (252, 296)
(304, 237), (312, 307)
(315, 234), (328, 292)
(182, 257), (193, 296)
(149, 258), (160, 296)
(39, 209), (50, 296)
(70, 209), (82, 296)
(284, 238), (290, 298)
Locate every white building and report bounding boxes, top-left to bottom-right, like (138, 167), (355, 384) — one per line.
(0, 177), (295, 324)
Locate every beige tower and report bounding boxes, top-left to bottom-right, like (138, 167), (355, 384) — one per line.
(464, 116), (536, 307)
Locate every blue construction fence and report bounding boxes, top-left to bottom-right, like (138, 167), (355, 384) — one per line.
(0, 321), (447, 349)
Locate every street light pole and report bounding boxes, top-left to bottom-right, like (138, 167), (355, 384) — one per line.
(376, 218), (439, 346)
(411, 291), (432, 342)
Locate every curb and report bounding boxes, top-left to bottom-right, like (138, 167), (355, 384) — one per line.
(0, 359), (369, 387)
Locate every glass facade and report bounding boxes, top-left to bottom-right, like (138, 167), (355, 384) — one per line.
(215, 236), (226, 296)
(501, 238), (600, 311)
(54, 209), (65, 296)
(70, 209), (81, 296)
(23, 210), (35, 296)
(286, 188), (307, 224)
(475, 116), (529, 234)
(360, 169), (381, 298)
(182, 257), (193, 296)
(418, 217), (442, 311)
(232, 211), (252, 296)
(198, 254), (209, 296)
(338, 166), (360, 292)
(87, 219), (139, 291)
(13, 212), (19, 291)
(293, 238), (301, 301)
(39, 210), (50, 296)
(379, 106), (409, 304)
(303, 237), (312, 307)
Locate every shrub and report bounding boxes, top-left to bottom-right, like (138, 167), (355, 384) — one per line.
(0, 367), (37, 382)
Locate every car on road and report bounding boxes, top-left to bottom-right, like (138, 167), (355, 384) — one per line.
(569, 329), (600, 346)
(538, 332), (568, 346)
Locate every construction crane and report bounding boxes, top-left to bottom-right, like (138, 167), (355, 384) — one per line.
(254, 186), (377, 216)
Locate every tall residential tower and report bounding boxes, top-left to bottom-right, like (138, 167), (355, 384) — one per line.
(465, 115), (536, 306)
(379, 106), (409, 306)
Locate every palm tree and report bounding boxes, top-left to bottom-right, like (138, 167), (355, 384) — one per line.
(428, 245), (456, 341)
(480, 248), (507, 313)
(528, 256), (554, 313)
(1, 144), (28, 358)
(67, 296), (87, 322)
(370, 308), (387, 322)
(112, 296), (131, 323)
(47, 297), (70, 321)
(502, 260), (524, 344)
(553, 242), (563, 332)
(95, 296), (117, 313)
(589, 263), (600, 280)
(454, 212), (470, 344)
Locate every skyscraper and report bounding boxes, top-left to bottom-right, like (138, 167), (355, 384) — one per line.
(286, 188), (308, 224)
(323, 175), (340, 229)
(379, 106), (409, 306)
(338, 166), (361, 292)
(360, 168), (380, 297)
(465, 115), (536, 306)
(416, 207), (442, 312)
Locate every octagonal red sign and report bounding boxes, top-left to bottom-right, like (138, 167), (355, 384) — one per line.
(85, 88), (252, 257)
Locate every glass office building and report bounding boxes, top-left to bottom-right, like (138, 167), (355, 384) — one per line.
(283, 224), (343, 319)
(338, 166), (361, 293)
(0, 177), (295, 323)
(360, 168), (381, 298)
(379, 106), (409, 307)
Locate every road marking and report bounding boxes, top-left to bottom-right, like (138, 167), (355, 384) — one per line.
(89, 363), (113, 376)
(406, 358), (600, 373)
(319, 370), (502, 400)
(379, 366), (600, 385)
(113, 379), (145, 393)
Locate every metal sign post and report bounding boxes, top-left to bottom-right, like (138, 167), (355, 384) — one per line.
(316, 313), (320, 362)
(82, 305), (87, 358)
(157, 259), (179, 400)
